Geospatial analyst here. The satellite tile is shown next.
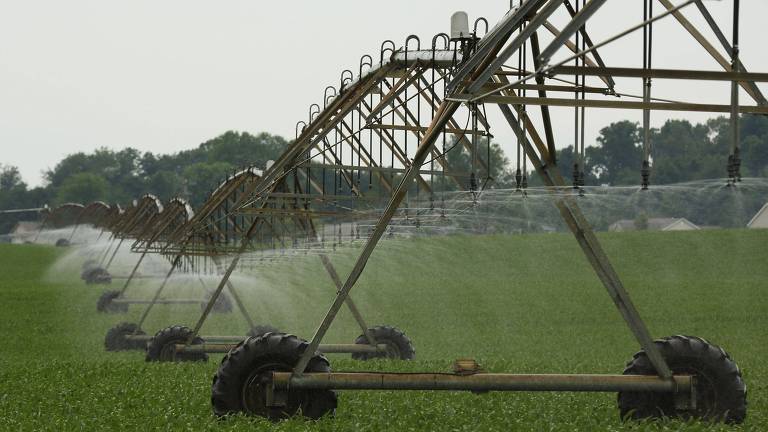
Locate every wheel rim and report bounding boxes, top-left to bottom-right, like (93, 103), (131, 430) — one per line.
(159, 343), (177, 361)
(242, 362), (299, 418)
(116, 330), (131, 349)
(671, 365), (719, 419)
(382, 340), (401, 359)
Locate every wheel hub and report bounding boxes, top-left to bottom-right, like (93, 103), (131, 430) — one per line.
(242, 363), (297, 419)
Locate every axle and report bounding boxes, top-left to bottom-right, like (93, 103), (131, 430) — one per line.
(111, 299), (204, 305)
(271, 372), (693, 393)
(174, 343), (390, 354)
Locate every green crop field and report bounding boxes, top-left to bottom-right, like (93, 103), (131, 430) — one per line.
(0, 229), (766, 431)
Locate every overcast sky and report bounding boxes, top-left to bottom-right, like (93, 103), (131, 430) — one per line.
(2, 0), (766, 187)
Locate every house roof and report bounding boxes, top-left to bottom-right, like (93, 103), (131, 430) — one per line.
(610, 217), (698, 231)
(747, 203), (768, 228)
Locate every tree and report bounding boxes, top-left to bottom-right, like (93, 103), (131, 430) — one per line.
(437, 136), (511, 190)
(55, 173), (109, 204)
(182, 162), (234, 208)
(588, 120), (642, 186)
(0, 164), (25, 191)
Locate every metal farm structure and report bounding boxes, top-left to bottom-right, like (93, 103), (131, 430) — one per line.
(195, 0), (757, 423)
(33, 0), (761, 424)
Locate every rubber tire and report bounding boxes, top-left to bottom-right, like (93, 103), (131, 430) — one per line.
(83, 267), (112, 285)
(145, 325), (208, 362)
(352, 325), (415, 361)
(97, 290), (128, 313)
(247, 325), (280, 338)
(200, 290), (233, 314)
(618, 335), (747, 424)
(55, 238), (70, 247)
(211, 333), (337, 420)
(104, 322), (146, 351)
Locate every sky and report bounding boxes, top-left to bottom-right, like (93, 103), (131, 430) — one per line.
(1, 0), (767, 187)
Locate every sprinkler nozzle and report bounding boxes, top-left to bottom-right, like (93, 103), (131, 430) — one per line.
(572, 163), (580, 189)
(641, 160), (650, 191)
(469, 172), (478, 192)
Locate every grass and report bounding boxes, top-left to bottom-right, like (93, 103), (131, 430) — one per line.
(0, 229), (766, 430)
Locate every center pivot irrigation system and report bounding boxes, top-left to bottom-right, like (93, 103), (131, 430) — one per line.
(196, 0), (756, 423)
(27, 0), (761, 424)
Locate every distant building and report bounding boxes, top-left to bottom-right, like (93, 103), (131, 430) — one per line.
(747, 203), (768, 229)
(9, 221), (41, 244)
(608, 217), (700, 232)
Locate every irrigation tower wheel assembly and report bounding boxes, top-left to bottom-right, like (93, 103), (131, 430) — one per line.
(202, 1), (759, 423)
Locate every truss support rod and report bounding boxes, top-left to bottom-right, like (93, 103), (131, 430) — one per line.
(659, 0), (766, 106)
(729, 0), (741, 183)
(297, 183), (378, 346)
(358, 98), (446, 190)
(187, 219), (268, 342)
(67, 222), (80, 242)
(250, 67), (390, 204)
(319, 253), (376, 346)
(365, 66), (425, 121)
(467, 0), (562, 94)
(494, 81), (671, 378)
(693, 0), (766, 105)
(537, 66), (768, 82)
(118, 205), (184, 296)
(293, 99), (462, 376)
(530, 32), (558, 164)
(32, 215), (48, 243)
(460, 94), (768, 114)
(541, 21), (611, 91)
(562, 0), (616, 90)
(448, 0), (547, 92)
(104, 238), (124, 270)
(537, 0), (608, 66)
(118, 249), (148, 296)
(135, 254), (183, 331)
(225, 280), (257, 330)
(420, 73), (492, 180)
(471, 0), (697, 103)
(642, 0), (653, 189)
(97, 236), (116, 266)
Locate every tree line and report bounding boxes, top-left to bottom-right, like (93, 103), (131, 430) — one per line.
(1, 115), (767, 233)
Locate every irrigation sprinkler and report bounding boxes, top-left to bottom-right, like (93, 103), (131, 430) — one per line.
(207, 2), (755, 423)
